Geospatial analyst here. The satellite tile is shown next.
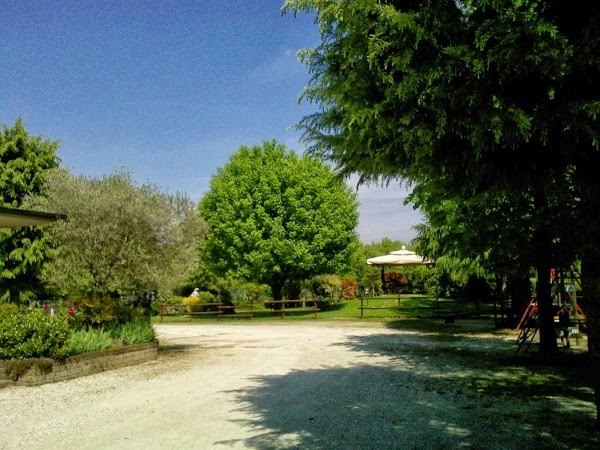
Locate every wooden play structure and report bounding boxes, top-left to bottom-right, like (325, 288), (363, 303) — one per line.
(515, 267), (587, 354)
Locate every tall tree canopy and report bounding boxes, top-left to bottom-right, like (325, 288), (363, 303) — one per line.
(31, 169), (207, 298)
(0, 119), (59, 302)
(285, 0), (600, 422)
(199, 140), (359, 300)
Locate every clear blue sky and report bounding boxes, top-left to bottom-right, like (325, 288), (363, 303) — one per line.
(0, 0), (422, 244)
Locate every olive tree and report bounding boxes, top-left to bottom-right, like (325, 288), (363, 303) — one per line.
(33, 169), (207, 298)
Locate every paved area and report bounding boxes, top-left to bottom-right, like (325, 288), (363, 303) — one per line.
(0, 320), (596, 449)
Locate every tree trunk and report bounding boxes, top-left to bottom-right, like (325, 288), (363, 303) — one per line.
(532, 205), (558, 354)
(581, 255), (600, 428)
(9, 287), (20, 304)
(535, 259), (558, 354)
(271, 277), (285, 310)
(577, 147), (600, 428)
(284, 280), (302, 300)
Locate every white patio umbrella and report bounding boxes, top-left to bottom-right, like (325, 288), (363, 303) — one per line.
(366, 246), (433, 300)
(365, 254), (406, 265)
(367, 246), (433, 266)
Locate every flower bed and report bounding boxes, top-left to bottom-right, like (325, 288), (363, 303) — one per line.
(0, 340), (158, 387)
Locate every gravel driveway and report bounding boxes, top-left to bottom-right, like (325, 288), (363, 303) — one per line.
(1, 320), (597, 449)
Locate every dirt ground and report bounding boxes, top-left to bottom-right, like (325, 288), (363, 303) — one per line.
(0, 319), (598, 449)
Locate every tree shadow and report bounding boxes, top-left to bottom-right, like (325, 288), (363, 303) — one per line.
(157, 344), (196, 356)
(384, 317), (503, 335)
(216, 329), (598, 449)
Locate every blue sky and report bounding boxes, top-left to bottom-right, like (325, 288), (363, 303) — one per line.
(0, 0), (422, 244)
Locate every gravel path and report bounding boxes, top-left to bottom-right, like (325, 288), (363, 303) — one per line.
(0, 320), (597, 449)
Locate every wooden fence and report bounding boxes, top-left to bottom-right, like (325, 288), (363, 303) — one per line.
(158, 300), (320, 321)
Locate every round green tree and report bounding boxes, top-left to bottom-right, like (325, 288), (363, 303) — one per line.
(199, 140), (359, 300)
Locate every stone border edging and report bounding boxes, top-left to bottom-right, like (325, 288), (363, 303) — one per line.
(0, 340), (159, 387)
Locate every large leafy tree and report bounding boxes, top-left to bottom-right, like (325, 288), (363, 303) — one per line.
(0, 119), (59, 303)
(31, 169), (207, 298)
(283, 0), (597, 340)
(199, 140), (359, 300)
(285, 0), (600, 422)
(411, 178), (578, 319)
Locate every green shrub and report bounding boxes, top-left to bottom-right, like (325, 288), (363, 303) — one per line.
(182, 295), (201, 312)
(310, 274), (341, 301)
(182, 291), (215, 312)
(109, 320), (155, 345)
(0, 309), (69, 359)
(0, 303), (19, 319)
(197, 291), (215, 303)
(76, 295), (146, 327)
(425, 271), (453, 298)
(242, 283), (269, 304)
(198, 291), (219, 312)
(167, 295), (185, 305)
(59, 327), (113, 357)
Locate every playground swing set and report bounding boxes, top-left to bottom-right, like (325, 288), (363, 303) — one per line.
(515, 266), (588, 354)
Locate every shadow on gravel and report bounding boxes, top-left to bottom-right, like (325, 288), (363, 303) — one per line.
(157, 344), (196, 356)
(385, 317), (507, 336)
(218, 327), (598, 449)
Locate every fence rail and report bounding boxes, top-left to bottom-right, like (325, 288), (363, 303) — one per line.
(358, 296), (496, 321)
(158, 300), (320, 321)
(359, 296), (442, 319)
